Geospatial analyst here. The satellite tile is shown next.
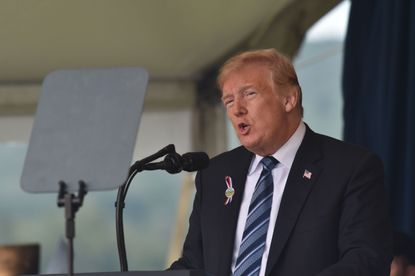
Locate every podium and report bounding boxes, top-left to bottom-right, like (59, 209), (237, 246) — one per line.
(25, 270), (207, 276)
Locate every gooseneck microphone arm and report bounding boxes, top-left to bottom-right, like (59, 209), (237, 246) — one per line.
(115, 144), (176, 271)
(115, 144), (209, 271)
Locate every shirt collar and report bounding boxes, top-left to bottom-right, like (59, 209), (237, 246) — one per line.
(248, 121), (306, 175)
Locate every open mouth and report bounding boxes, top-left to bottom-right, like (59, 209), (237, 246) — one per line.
(238, 123), (250, 134)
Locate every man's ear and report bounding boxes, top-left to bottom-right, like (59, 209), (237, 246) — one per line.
(283, 86), (299, 113)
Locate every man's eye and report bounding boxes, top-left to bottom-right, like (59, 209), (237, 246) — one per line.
(245, 90), (257, 97)
(224, 99), (234, 107)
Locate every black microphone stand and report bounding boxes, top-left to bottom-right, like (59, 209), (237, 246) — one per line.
(115, 144), (176, 271)
(57, 180), (87, 276)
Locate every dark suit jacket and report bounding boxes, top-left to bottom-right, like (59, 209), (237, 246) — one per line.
(170, 126), (393, 275)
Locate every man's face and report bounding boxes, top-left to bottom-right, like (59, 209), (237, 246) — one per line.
(221, 63), (298, 156)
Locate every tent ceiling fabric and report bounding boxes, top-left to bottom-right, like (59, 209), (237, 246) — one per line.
(0, 0), (340, 84)
(0, 0), (285, 82)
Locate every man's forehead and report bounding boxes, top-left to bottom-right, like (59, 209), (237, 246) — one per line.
(222, 75), (272, 97)
(222, 84), (253, 97)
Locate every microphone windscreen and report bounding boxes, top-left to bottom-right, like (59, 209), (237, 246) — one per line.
(163, 152), (183, 174)
(182, 152), (209, 172)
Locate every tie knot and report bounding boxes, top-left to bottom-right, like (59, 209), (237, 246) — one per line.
(261, 156), (278, 171)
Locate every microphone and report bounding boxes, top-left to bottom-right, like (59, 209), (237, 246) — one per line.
(181, 152), (210, 172)
(141, 151), (209, 174)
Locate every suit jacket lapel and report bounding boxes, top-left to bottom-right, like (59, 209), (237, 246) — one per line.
(217, 147), (253, 275)
(265, 126), (323, 275)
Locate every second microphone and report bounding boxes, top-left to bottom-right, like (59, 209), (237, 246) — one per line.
(140, 152), (209, 174)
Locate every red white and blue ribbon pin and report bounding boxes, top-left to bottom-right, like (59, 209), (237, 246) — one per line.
(224, 176), (235, 205)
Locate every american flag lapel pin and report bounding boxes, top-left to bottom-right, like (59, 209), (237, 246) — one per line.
(303, 169), (312, 180)
(224, 176), (235, 205)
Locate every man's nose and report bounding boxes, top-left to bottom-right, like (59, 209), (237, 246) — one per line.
(232, 98), (247, 116)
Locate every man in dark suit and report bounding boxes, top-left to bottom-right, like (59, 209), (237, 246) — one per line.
(170, 49), (393, 275)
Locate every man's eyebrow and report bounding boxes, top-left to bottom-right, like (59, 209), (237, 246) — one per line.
(239, 85), (253, 92)
(222, 85), (253, 97)
(221, 85), (254, 101)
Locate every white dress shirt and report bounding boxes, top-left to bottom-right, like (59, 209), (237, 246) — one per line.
(231, 121), (306, 276)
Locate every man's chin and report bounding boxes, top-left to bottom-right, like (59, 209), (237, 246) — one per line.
(239, 140), (259, 154)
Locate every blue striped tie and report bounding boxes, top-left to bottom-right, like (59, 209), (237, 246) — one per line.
(233, 156), (278, 276)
